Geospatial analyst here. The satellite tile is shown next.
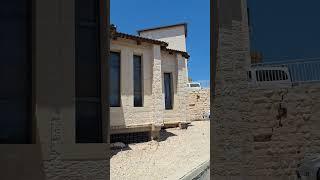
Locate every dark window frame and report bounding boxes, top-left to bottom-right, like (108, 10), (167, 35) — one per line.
(109, 51), (121, 107)
(75, 0), (106, 143)
(0, 0), (35, 144)
(133, 55), (143, 107)
(164, 72), (173, 110)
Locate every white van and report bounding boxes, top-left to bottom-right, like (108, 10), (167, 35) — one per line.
(247, 65), (292, 87)
(296, 154), (320, 180)
(187, 82), (201, 91)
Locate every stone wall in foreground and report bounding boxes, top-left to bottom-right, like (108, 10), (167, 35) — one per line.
(245, 84), (320, 177)
(213, 0), (320, 178)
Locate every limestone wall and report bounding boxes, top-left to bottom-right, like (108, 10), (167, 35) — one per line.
(187, 89), (210, 121)
(110, 39), (155, 127)
(212, 0), (252, 177)
(139, 25), (187, 52)
(246, 84), (320, 177)
(110, 38), (188, 128)
(213, 0), (320, 178)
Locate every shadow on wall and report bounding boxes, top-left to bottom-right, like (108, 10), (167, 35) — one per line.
(110, 105), (126, 127)
(0, 131), (46, 179)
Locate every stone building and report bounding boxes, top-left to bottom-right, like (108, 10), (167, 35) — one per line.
(0, 0), (191, 178)
(110, 24), (190, 140)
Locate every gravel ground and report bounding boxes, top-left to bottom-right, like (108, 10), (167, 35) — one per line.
(110, 121), (210, 180)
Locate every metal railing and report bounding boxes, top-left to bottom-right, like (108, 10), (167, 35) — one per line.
(251, 59), (320, 84)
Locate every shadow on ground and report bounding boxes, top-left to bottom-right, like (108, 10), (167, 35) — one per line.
(110, 146), (132, 157)
(110, 128), (179, 157)
(158, 129), (177, 142)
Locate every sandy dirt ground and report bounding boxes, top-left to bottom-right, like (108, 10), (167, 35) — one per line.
(110, 121), (210, 180)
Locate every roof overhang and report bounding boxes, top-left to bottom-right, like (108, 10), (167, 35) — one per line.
(161, 47), (190, 59)
(111, 24), (190, 59)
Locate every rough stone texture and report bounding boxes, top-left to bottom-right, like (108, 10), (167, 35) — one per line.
(152, 45), (165, 126)
(245, 84), (320, 177)
(43, 110), (108, 180)
(212, 0), (252, 177)
(177, 54), (188, 123)
(110, 121), (210, 180)
(187, 89), (210, 121)
(213, 0), (320, 179)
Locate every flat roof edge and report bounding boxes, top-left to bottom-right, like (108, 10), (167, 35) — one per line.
(137, 23), (188, 37)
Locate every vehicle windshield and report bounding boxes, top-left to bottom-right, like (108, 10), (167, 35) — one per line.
(190, 84), (200, 87)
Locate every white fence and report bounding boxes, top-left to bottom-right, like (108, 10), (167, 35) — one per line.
(250, 59), (320, 85)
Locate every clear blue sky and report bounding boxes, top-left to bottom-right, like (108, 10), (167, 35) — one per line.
(111, 0), (210, 81)
(248, 0), (320, 62)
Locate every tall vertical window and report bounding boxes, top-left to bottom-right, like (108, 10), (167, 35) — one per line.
(0, 1), (32, 143)
(75, 0), (102, 143)
(133, 55), (143, 107)
(164, 73), (173, 110)
(110, 52), (121, 107)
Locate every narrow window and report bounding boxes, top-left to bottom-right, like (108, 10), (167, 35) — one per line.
(75, 0), (102, 143)
(0, 0), (32, 143)
(164, 73), (173, 110)
(110, 52), (121, 107)
(133, 55), (143, 107)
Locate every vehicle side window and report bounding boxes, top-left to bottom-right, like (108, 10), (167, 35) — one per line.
(255, 70), (288, 82)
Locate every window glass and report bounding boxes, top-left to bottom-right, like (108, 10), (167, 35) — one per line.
(76, 101), (102, 143)
(164, 73), (173, 110)
(110, 52), (121, 107)
(0, 0), (31, 144)
(134, 55), (143, 107)
(75, 0), (102, 143)
(256, 70), (288, 82)
(190, 84), (200, 87)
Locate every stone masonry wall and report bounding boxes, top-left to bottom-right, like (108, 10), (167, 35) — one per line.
(177, 54), (188, 123)
(43, 112), (108, 179)
(212, 0), (252, 177)
(110, 40), (188, 127)
(212, 20), (252, 177)
(161, 51), (188, 124)
(246, 84), (320, 177)
(213, 0), (320, 179)
(152, 44), (164, 126)
(210, 0), (251, 175)
(187, 89), (210, 121)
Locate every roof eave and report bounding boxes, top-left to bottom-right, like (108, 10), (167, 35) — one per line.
(161, 47), (190, 59)
(111, 32), (169, 47)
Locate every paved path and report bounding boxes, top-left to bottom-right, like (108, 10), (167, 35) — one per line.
(110, 121), (210, 180)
